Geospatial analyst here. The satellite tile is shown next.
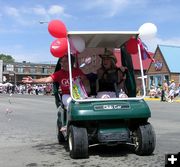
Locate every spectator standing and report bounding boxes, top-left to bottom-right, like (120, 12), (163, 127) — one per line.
(161, 80), (168, 101)
(168, 79), (176, 102)
(35, 85), (39, 95)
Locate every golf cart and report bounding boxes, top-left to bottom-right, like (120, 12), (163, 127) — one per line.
(55, 31), (156, 159)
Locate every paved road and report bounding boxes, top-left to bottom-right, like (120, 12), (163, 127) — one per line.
(0, 94), (180, 167)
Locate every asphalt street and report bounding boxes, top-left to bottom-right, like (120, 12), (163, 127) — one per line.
(0, 94), (180, 167)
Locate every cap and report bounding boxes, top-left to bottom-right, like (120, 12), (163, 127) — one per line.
(100, 50), (117, 63)
(171, 79), (174, 82)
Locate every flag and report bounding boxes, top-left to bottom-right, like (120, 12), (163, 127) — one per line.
(138, 38), (155, 62)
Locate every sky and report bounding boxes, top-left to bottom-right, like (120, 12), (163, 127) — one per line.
(0, 0), (180, 63)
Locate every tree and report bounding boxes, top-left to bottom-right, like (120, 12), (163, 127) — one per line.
(0, 54), (15, 63)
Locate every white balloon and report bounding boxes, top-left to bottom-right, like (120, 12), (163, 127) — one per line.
(70, 36), (85, 53)
(139, 23), (157, 39)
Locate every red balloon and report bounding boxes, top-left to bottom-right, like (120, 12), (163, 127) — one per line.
(50, 38), (68, 58)
(125, 37), (138, 54)
(48, 20), (67, 38)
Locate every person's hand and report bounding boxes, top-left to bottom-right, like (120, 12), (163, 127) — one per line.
(22, 76), (33, 83)
(79, 57), (92, 68)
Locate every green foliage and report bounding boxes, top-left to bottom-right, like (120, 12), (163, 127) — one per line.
(0, 54), (15, 63)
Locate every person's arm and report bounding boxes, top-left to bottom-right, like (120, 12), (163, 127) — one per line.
(80, 75), (90, 94)
(169, 83), (172, 89)
(22, 76), (53, 84)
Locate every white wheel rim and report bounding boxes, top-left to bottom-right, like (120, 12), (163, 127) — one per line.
(133, 132), (139, 150)
(68, 132), (72, 151)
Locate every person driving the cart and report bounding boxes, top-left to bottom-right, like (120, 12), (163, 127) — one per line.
(22, 54), (89, 108)
(97, 50), (127, 98)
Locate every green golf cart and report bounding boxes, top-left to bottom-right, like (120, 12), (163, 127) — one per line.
(55, 31), (156, 159)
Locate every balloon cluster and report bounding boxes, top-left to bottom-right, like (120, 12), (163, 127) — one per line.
(48, 20), (85, 58)
(125, 22), (157, 62)
(48, 20), (68, 58)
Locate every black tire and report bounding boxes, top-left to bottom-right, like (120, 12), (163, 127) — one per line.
(57, 119), (65, 143)
(68, 125), (88, 159)
(132, 123), (156, 155)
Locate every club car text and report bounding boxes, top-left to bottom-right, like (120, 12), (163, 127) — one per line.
(94, 104), (130, 110)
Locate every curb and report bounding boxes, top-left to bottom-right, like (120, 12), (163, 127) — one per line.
(144, 97), (180, 102)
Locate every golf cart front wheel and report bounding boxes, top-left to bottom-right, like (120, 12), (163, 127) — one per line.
(132, 123), (156, 155)
(68, 125), (88, 159)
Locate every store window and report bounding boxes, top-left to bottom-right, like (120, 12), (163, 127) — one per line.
(155, 75), (162, 87)
(164, 75), (169, 84)
(42, 67), (48, 74)
(17, 67), (24, 73)
(30, 68), (36, 73)
(149, 76), (154, 86)
(149, 75), (162, 89)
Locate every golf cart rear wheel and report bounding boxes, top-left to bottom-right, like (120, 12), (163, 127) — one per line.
(68, 125), (88, 159)
(132, 123), (156, 155)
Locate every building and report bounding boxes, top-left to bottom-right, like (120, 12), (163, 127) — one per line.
(146, 45), (180, 89)
(2, 61), (56, 85)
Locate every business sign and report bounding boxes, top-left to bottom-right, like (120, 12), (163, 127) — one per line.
(154, 60), (163, 71)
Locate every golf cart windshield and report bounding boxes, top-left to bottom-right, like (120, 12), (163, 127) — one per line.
(67, 31), (146, 102)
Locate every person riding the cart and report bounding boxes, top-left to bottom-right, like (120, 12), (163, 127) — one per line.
(22, 54), (89, 109)
(97, 49), (128, 98)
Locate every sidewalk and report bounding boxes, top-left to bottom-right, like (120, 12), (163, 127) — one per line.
(144, 96), (180, 102)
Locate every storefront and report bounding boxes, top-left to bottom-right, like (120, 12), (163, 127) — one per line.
(146, 45), (180, 90)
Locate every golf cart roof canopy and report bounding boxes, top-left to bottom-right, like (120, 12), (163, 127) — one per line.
(68, 31), (139, 48)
